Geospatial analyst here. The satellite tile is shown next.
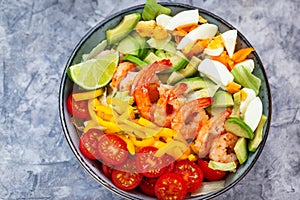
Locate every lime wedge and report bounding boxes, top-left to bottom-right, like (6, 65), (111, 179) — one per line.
(68, 52), (119, 90)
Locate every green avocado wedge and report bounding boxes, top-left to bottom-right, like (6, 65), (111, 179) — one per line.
(106, 13), (141, 44)
(208, 160), (237, 172)
(248, 115), (267, 152)
(234, 137), (248, 165)
(224, 117), (254, 139)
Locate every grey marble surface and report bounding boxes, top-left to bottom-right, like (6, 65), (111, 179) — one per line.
(0, 0), (299, 199)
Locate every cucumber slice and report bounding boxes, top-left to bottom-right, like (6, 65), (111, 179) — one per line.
(224, 117), (254, 139)
(167, 56), (201, 84)
(234, 137), (248, 164)
(144, 52), (160, 64)
(117, 35), (140, 56)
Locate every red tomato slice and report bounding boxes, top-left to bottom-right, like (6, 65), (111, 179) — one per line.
(111, 158), (143, 191)
(79, 129), (104, 160)
(198, 159), (227, 181)
(163, 155), (175, 174)
(102, 163), (113, 179)
(67, 93), (90, 118)
(98, 134), (128, 165)
(173, 160), (204, 192)
(136, 146), (168, 178)
(154, 173), (187, 200)
(139, 177), (158, 197)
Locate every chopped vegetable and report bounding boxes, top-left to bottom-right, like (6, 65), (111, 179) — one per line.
(142, 0), (171, 21)
(231, 65), (261, 95)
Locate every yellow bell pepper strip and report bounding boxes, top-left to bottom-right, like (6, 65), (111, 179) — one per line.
(153, 140), (168, 149)
(72, 88), (104, 101)
(137, 117), (157, 128)
(137, 117), (162, 137)
(177, 146), (191, 161)
(119, 135), (136, 155)
(117, 122), (146, 138)
(187, 154), (197, 162)
(129, 136), (155, 147)
(88, 98), (121, 132)
(94, 104), (113, 115)
(154, 140), (188, 158)
(154, 128), (177, 139)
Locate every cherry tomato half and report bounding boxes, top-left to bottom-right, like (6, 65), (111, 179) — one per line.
(154, 173), (187, 200)
(111, 158), (143, 191)
(79, 129), (104, 160)
(67, 93), (90, 118)
(198, 159), (227, 181)
(139, 177), (158, 197)
(102, 163), (113, 179)
(136, 146), (168, 178)
(98, 134), (128, 165)
(173, 160), (203, 192)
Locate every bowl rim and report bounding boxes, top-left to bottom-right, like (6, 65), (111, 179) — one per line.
(59, 2), (272, 199)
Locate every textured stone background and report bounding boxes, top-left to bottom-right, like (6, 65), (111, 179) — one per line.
(0, 0), (299, 199)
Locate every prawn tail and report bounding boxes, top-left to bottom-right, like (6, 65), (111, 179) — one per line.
(196, 97), (214, 108)
(134, 85), (152, 120)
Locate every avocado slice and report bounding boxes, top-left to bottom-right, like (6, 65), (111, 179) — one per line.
(208, 160), (237, 172)
(224, 117), (254, 139)
(106, 13), (141, 44)
(230, 91), (241, 118)
(177, 77), (215, 93)
(117, 35), (140, 56)
(234, 137), (248, 165)
(212, 90), (234, 108)
(248, 115), (267, 152)
(167, 56), (201, 84)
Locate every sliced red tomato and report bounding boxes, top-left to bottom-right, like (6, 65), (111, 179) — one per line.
(79, 129), (104, 160)
(136, 146), (168, 178)
(139, 177), (158, 197)
(111, 158), (143, 191)
(102, 163), (113, 179)
(98, 134), (128, 165)
(173, 160), (203, 192)
(67, 93), (90, 118)
(163, 155), (175, 174)
(198, 159), (227, 181)
(154, 173), (187, 200)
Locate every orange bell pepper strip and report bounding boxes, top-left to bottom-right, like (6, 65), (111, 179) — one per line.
(232, 47), (254, 63)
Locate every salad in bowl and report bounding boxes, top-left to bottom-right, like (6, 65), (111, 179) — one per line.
(59, 0), (271, 199)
